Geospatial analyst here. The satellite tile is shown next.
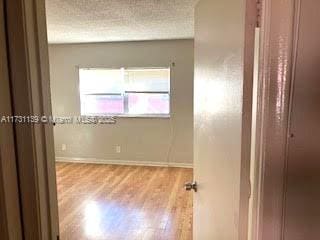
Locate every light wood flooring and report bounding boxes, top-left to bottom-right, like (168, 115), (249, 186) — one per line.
(56, 163), (193, 240)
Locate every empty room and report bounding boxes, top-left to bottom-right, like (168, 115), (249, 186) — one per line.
(47, 1), (194, 239)
(3, 0), (319, 239)
(1, 0), (266, 239)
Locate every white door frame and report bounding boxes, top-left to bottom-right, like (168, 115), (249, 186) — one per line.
(239, 0), (260, 239)
(250, 0), (299, 239)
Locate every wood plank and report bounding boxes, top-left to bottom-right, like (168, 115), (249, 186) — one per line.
(56, 163), (193, 240)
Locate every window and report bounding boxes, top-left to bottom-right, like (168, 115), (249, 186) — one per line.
(79, 68), (170, 117)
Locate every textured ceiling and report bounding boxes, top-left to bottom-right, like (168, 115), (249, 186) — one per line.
(46, 0), (197, 43)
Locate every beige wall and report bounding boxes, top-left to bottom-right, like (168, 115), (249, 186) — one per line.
(49, 40), (194, 165)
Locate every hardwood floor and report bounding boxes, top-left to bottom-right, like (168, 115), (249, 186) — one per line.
(56, 163), (193, 240)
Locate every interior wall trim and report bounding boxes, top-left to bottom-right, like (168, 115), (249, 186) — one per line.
(254, 0), (296, 239)
(56, 157), (193, 169)
(5, 0), (59, 239)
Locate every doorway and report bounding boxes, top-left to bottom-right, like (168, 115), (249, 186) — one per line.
(2, 0), (261, 239)
(46, 1), (194, 239)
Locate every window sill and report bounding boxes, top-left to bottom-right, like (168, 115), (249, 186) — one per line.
(82, 114), (171, 119)
(117, 114), (170, 119)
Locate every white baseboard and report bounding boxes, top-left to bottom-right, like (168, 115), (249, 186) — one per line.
(55, 157), (193, 169)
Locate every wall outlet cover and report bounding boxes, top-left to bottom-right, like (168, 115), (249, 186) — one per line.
(62, 144), (67, 151)
(116, 146), (121, 153)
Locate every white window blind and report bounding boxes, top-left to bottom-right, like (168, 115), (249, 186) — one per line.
(79, 68), (170, 117)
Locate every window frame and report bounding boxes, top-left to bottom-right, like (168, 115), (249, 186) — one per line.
(78, 67), (171, 118)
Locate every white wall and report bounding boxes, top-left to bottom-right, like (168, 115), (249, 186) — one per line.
(49, 40), (194, 166)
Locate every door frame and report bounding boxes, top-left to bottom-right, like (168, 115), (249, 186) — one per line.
(2, 0), (299, 239)
(239, 0), (260, 239)
(0, 0), (23, 238)
(250, 0), (299, 239)
(4, 0), (59, 239)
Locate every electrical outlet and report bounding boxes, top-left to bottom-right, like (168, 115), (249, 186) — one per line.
(116, 145), (121, 153)
(62, 144), (67, 151)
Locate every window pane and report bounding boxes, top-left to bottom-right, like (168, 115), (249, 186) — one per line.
(81, 95), (124, 115)
(79, 68), (170, 116)
(127, 93), (170, 115)
(125, 68), (170, 92)
(79, 68), (124, 94)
